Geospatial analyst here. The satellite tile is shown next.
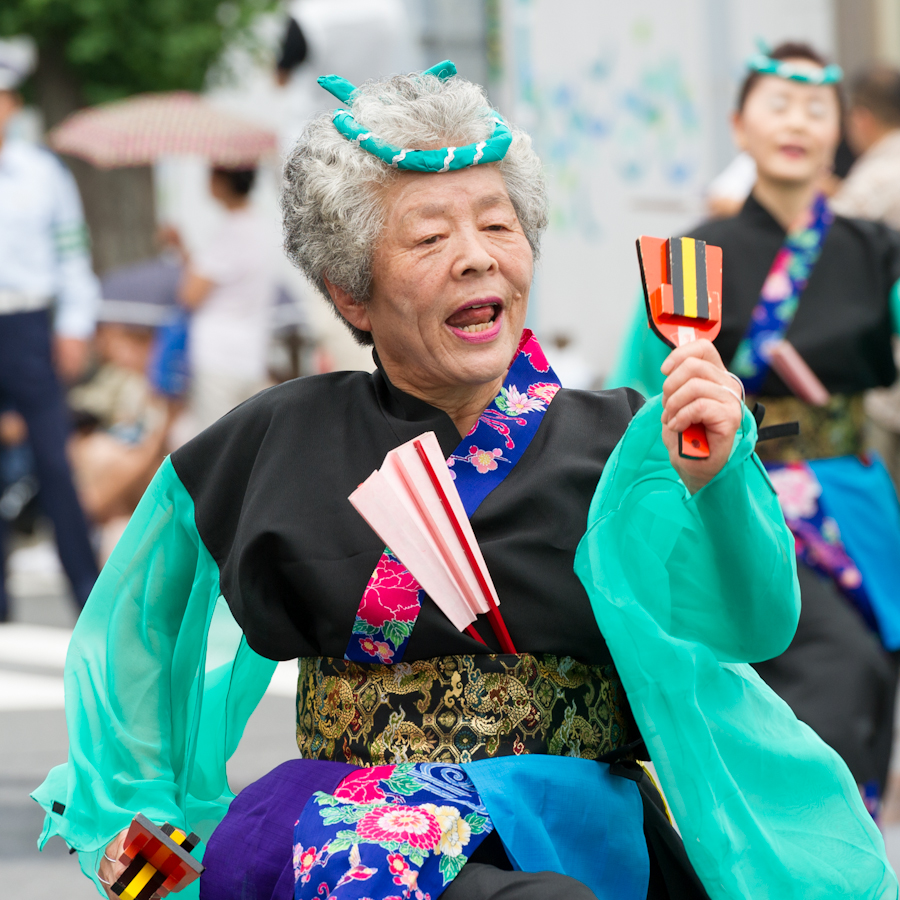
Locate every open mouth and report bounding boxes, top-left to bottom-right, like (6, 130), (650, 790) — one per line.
(445, 300), (503, 335)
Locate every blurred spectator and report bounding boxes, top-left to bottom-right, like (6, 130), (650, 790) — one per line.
(275, 15), (309, 87)
(101, 250), (190, 400)
(101, 253), (181, 324)
(275, 0), (419, 150)
(833, 65), (900, 227)
(831, 64), (900, 486)
(0, 37), (99, 621)
(267, 285), (315, 383)
(68, 303), (174, 562)
(0, 407), (38, 533)
(163, 166), (276, 439)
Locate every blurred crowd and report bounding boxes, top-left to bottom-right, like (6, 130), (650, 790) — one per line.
(0, 1), (423, 622)
(0, 6), (357, 621)
(0, 148), (309, 610)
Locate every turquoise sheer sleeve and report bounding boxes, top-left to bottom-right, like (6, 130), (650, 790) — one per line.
(891, 278), (900, 336)
(31, 457), (277, 897)
(575, 398), (897, 898)
(604, 290), (668, 393)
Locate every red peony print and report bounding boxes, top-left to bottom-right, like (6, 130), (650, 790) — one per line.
(357, 557), (423, 628)
(333, 766), (396, 804)
(356, 804), (442, 850)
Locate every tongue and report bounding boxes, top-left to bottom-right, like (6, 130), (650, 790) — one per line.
(447, 305), (496, 328)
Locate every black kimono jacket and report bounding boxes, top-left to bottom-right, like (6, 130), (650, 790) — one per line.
(170, 361), (644, 664)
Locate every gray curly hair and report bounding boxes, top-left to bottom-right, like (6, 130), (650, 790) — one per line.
(281, 69), (549, 346)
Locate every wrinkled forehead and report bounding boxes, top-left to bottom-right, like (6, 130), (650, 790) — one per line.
(385, 165), (515, 224)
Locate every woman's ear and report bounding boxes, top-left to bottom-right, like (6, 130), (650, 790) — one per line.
(731, 111), (747, 152)
(323, 275), (372, 335)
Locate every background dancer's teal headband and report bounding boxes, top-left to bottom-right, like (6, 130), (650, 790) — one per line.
(317, 60), (513, 173)
(746, 44), (843, 85)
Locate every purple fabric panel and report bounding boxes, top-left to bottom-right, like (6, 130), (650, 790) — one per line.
(201, 760), (356, 900)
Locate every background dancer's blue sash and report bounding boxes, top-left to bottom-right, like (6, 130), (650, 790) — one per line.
(730, 193), (833, 394)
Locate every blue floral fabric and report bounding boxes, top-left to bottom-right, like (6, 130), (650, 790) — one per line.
(292, 764), (492, 900)
(290, 758), (650, 900)
(764, 461), (878, 632)
(730, 193), (834, 394)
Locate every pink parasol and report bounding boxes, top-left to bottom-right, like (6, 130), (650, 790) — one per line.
(48, 92), (277, 169)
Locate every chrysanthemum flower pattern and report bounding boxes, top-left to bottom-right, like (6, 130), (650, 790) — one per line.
(356, 805), (442, 849)
(297, 763), (492, 899)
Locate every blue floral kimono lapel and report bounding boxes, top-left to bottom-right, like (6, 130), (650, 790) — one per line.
(730, 193), (834, 394)
(345, 330), (561, 664)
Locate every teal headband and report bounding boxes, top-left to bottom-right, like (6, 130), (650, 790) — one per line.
(317, 60), (513, 173)
(747, 53), (843, 85)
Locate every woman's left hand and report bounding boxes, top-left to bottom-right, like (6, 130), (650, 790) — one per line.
(660, 339), (744, 494)
(98, 828), (170, 899)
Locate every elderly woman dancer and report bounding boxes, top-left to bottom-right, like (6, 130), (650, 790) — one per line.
(35, 62), (894, 900)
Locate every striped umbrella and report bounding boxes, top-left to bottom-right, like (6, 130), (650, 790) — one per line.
(48, 92), (277, 169)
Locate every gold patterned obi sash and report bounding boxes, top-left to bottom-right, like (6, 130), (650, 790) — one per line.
(296, 654), (634, 767)
(753, 393), (865, 462)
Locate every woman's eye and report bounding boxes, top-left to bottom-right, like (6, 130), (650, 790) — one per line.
(485, 223), (507, 231)
(767, 94), (789, 113)
(807, 100), (828, 119)
(420, 235), (440, 245)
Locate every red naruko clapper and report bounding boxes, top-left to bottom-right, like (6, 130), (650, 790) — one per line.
(636, 236), (723, 459)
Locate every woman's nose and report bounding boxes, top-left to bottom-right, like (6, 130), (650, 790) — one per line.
(785, 103), (811, 130)
(454, 227), (498, 277)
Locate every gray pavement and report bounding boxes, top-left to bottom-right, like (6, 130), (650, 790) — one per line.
(3, 537), (900, 896)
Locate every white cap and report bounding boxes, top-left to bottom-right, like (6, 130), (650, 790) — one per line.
(0, 36), (37, 92)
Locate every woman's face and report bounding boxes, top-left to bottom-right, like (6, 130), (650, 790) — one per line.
(353, 165), (533, 398)
(733, 64), (841, 187)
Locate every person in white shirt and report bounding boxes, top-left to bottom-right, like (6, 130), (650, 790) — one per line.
(0, 37), (99, 620)
(175, 167), (276, 435)
(275, 0), (420, 152)
(831, 65), (900, 487)
(832, 65), (900, 228)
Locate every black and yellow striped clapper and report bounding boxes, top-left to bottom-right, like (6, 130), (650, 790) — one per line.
(112, 814), (204, 900)
(662, 237), (710, 320)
